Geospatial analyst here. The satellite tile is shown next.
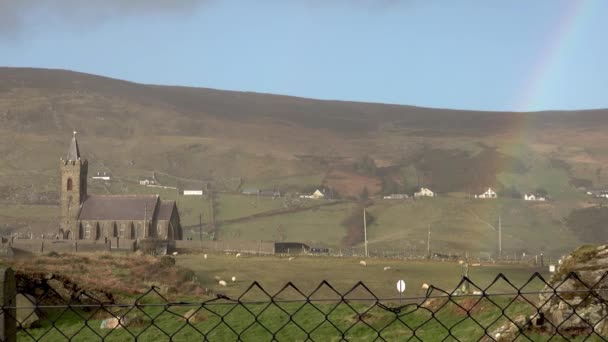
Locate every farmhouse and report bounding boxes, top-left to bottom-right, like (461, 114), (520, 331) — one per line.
(476, 188), (497, 199)
(59, 132), (182, 241)
(414, 188), (434, 198)
(300, 189), (325, 199)
(524, 193), (546, 201)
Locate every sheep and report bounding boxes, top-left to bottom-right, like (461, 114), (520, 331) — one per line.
(288, 257), (295, 261)
(473, 291), (483, 296)
(231, 276), (236, 282)
(218, 280), (227, 287)
(203, 254), (208, 260)
(359, 260), (367, 267)
(172, 252), (178, 256)
(213, 275), (221, 281)
(421, 283), (430, 290)
(235, 253), (241, 258)
(383, 266), (391, 271)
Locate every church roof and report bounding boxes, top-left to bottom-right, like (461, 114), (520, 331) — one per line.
(157, 200), (177, 221)
(67, 131), (81, 161)
(78, 195), (159, 221)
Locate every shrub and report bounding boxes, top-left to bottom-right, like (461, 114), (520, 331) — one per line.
(176, 268), (196, 283)
(160, 256), (176, 267)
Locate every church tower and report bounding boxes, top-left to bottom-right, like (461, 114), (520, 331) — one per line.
(60, 131), (88, 238)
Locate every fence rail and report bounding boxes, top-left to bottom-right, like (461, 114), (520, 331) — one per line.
(1, 268), (607, 341)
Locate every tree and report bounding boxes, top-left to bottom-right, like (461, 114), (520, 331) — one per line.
(354, 155), (377, 176)
(359, 186), (369, 201)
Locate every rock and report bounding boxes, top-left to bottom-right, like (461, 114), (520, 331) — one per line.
(484, 315), (528, 342)
(100, 316), (132, 329)
(532, 244), (608, 337)
(16, 294), (40, 329)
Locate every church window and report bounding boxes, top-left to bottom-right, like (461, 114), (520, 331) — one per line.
(119, 224), (125, 238)
(157, 224), (163, 238)
(67, 178), (73, 191)
(85, 223), (91, 239)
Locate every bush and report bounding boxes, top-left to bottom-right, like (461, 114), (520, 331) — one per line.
(176, 268), (196, 283)
(160, 256), (176, 267)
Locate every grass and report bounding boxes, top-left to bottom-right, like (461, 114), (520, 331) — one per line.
(215, 193), (285, 221)
(176, 253), (550, 299)
(218, 202), (354, 245)
(365, 197), (580, 257)
(18, 297), (545, 341)
(14, 253), (556, 341)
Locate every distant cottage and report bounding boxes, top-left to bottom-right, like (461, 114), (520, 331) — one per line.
(300, 190), (325, 199)
(414, 188), (434, 198)
(59, 132), (182, 241)
(524, 193), (546, 201)
(476, 188), (497, 199)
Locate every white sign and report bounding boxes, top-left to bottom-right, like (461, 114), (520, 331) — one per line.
(549, 265), (556, 273)
(396, 280), (406, 293)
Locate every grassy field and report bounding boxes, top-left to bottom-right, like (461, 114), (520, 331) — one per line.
(18, 296), (545, 341)
(14, 253), (556, 341)
(176, 253), (551, 299)
(218, 202), (355, 244)
(366, 197), (580, 258)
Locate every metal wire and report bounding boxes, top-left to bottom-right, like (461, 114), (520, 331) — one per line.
(2, 271), (607, 341)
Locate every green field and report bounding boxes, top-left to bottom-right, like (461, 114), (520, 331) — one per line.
(17, 253), (555, 341)
(176, 253), (550, 299)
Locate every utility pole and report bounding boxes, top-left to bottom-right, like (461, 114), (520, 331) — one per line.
(427, 224), (431, 258)
(498, 215), (502, 259)
(363, 207), (368, 257)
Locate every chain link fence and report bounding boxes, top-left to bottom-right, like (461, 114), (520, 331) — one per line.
(1, 269), (608, 341)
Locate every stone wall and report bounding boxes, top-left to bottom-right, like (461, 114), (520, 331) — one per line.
(9, 239), (111, 255)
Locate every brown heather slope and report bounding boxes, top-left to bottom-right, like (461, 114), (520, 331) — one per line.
(2, 67), (608, 237)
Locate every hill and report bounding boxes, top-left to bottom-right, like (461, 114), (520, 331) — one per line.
(2, 67), (608, 255)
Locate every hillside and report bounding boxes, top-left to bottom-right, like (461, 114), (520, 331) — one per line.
(2, 67), (608, 255)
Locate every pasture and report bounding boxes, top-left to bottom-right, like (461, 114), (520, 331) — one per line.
(176, 253), (551, 300)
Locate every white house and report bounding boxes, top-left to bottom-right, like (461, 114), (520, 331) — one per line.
(139, 179), (156, 186)
(414, 188), (434, 198)
(524, 193), (546, 201)
(300, 190), (325, 199)
(476, 188), (497, 199)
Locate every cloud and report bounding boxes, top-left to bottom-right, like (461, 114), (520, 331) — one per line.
(0, 0), (205, 39)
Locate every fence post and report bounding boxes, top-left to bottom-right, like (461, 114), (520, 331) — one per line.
(0, 267), (16, 342)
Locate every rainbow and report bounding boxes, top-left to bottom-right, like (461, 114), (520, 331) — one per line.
(516, 0), (591, 112)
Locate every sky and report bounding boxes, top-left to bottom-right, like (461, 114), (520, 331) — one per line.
(0, 0), (606, 112)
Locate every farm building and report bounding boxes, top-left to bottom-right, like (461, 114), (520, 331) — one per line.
(414, 188), (434, 198)
(524, 193), (546, 201)
(274, 242), (310, 254)
(383, 194), (409, 200)
(91, 172), (111, 181)
(300, 190), (325, 199)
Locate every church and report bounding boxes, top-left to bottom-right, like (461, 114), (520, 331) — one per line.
(59, 132), (182, 241)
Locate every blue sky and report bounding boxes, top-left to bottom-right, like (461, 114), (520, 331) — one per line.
(0, 0), (606, 111)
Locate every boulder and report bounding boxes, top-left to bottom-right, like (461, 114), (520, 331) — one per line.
(16, 294), (40, 329)
(489, 244), (608, 338)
